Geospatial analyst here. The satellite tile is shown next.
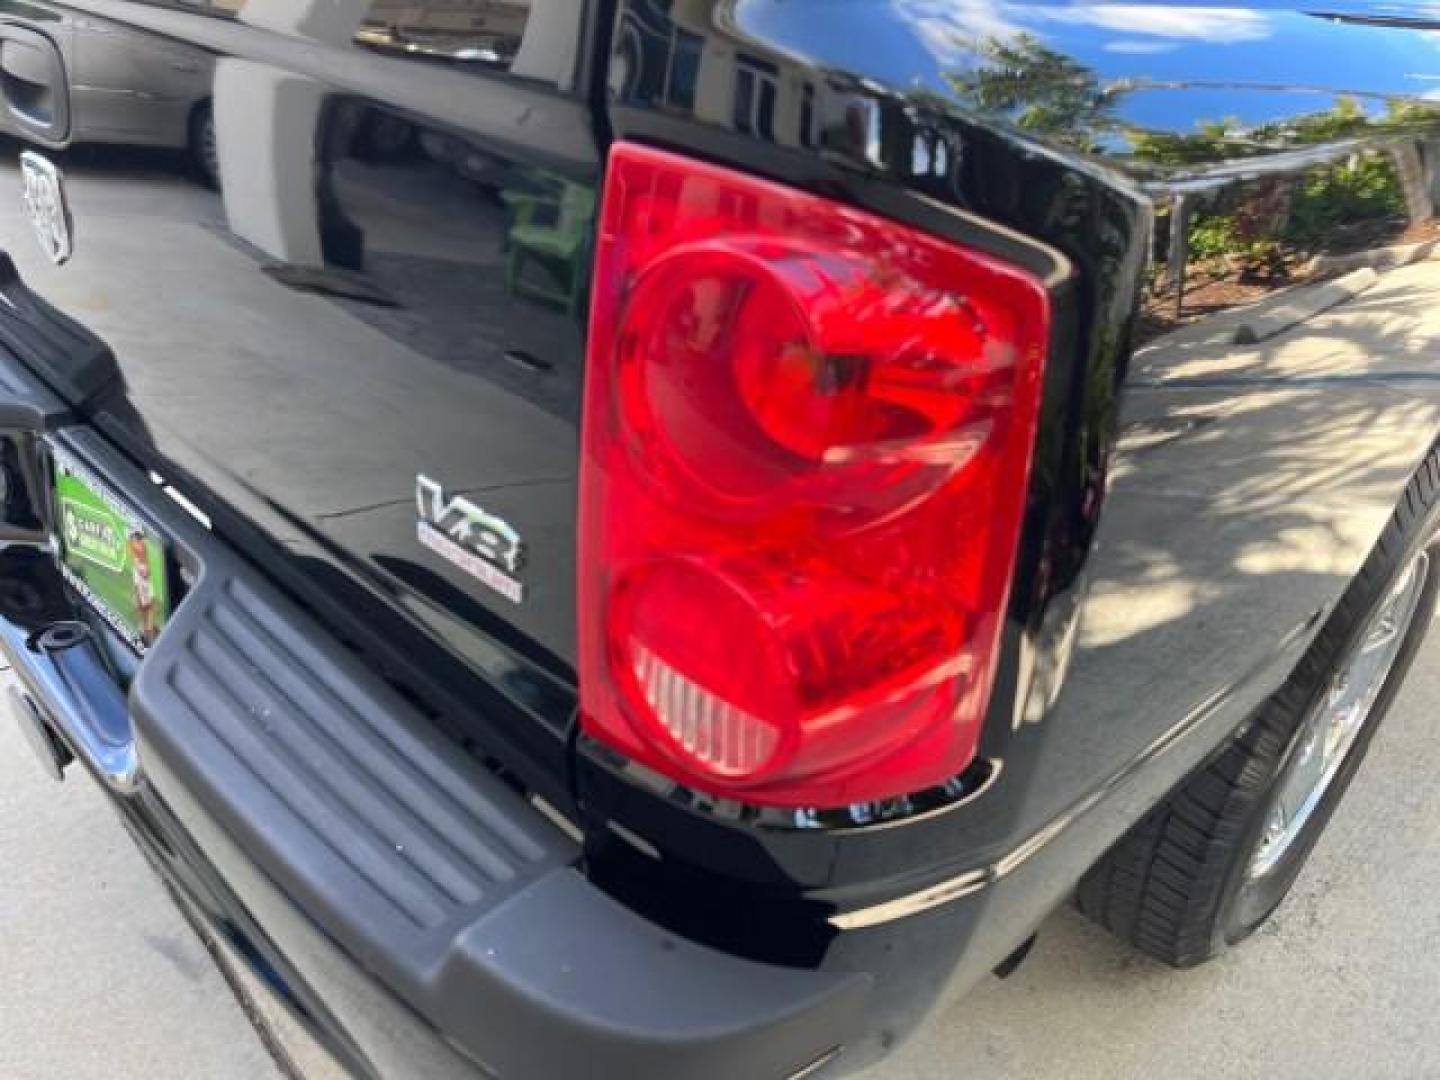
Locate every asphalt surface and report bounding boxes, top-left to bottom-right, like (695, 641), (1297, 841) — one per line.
(0, 621), (1436, 1080)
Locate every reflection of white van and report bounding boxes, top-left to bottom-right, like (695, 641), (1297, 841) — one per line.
(356, 1), (577, 83)
(357, 0), (530, 64)
(0, 4), (216, 180)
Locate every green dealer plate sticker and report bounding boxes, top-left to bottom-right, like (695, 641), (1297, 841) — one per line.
(53, 450), (171, 653)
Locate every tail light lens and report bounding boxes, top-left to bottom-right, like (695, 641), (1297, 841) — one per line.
(578, 143), (1050, 808)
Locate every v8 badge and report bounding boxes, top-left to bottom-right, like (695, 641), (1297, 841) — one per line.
(415, 474), (526, 604)
(20, 151), (72, 265)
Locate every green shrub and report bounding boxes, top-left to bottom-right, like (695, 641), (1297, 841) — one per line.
(1188, 214), (1241, 260)
(1184, 153), (1403, 265)
(1283, 154), (1403, 248)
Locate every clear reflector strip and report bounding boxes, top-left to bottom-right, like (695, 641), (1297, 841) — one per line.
(632, 642), (779, 777)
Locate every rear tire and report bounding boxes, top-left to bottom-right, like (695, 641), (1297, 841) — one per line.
(1077, 450), (1440, 966)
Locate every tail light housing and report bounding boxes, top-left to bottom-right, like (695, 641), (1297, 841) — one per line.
(578, 143), (1050, 808)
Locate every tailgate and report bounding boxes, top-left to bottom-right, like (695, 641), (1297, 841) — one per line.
(0, 2), (600, 787)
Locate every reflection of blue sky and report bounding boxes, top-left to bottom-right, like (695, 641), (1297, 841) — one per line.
(735, 1), (1440, 132)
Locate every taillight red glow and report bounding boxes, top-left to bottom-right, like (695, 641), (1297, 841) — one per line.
(578, 142), (1050, 808)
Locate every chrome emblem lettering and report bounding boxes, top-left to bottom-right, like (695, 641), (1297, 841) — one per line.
(415, 474), (526, 603)
(20, 152), (72, 265)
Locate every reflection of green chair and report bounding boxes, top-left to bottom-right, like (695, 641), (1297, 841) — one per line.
(502, 181), (595, 316)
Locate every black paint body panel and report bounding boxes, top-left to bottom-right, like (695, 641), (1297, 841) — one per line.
(2, 0), (1439, 1075)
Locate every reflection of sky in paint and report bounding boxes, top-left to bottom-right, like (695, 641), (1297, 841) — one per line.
(735, 1), (1440, 132)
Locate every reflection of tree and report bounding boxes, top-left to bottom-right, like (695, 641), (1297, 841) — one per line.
(943, 34), (1123, 151)
(1140, 99), (1430, 251)
(1254, 95), (1372, 144)
(1130, 119), (1254, 167)
(1129, 101), (1377, 169)
(1132, 97), (1440, 167)
(1133, 97), (1440, 315)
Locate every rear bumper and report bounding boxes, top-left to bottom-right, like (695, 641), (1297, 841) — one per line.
(0, 384), (868, 1079)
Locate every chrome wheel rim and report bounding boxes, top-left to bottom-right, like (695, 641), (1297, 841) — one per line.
(1246, 550), (1430, 879)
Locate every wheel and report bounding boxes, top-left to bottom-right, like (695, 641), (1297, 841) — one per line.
(1077, 451), (1440, 967)
(189, 102), (219, 189)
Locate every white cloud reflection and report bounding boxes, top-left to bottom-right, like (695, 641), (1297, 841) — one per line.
(1041, 5), (1272, 42)
(893, 0), (1025, 62)
(1104, 39), (1183, 54)
(893, 0), (1273, 62)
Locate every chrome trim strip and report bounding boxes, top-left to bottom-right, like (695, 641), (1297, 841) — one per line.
(828, 868), (990, 931)
(828, 606), (1329, 930)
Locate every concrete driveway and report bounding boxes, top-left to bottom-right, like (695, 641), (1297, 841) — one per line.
(3, 626), (1438, 1080)
(0, 658), (282, 1080)
(866, 622), (1440, 1080)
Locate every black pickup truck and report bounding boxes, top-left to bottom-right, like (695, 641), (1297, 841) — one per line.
(2, 1), (1439, 1077)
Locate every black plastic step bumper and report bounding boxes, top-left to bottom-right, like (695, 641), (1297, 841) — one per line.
(0, 414), (869, 1078)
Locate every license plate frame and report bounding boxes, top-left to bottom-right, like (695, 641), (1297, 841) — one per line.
(50, 445), (172, 653)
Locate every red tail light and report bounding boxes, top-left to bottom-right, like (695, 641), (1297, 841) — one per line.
(578, 142), (1050, 808)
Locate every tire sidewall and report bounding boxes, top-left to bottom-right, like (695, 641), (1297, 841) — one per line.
(1215, 506), (1440, 947)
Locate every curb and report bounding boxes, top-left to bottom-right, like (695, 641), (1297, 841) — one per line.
(1304, 239), (1440, 278)
(1231, 267), (1379, 345)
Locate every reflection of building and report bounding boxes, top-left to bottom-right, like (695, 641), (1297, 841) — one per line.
(614, 0), (856, 152)
(611, 0), (957, 186)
